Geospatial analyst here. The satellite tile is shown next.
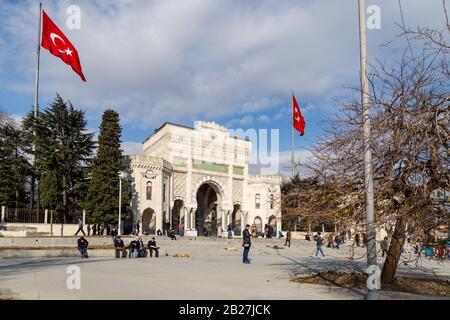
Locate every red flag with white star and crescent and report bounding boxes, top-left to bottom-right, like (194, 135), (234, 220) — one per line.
(41, 10), (86, 81)
(292, 94), (305, 136)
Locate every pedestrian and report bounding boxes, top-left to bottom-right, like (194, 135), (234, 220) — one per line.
(314, 232), (325, 258)
(92, 224), (97, 236)
(77, 236), (89, 258)
(114, 236), (125, 258)
(437, 243), (444, 258)
(106, 224), (111, 235)
(424, 244), (433, 259)
(136, 221), (140, 235)
(111, 226), (118, 244)
(355, 233), (360, 247)
(327, 234), (333, 248)
(380, 237), (389, 257)
(87, 224), (91, 236)
(362, 233), (367, 246)
(242, 224), (251, 264)
(334, 234), (340, 249)
(147, 237), (160, 258)
(74, 219), (85, 236)
(227, 223), (233, 239)
(284, 230), (291, 247)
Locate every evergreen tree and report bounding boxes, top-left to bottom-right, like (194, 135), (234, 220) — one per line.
(0, 122), (31, 215)
(86, 109), (128, 225)
(23, 95), (95, 226)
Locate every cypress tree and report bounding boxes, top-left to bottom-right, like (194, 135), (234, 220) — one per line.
(86, 109), (128, 225)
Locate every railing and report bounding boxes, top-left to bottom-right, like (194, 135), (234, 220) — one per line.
(2, 206), (83, 224)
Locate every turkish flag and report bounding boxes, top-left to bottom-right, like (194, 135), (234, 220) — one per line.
(41, 10), (86, 81)
(292, 94), (305, 136)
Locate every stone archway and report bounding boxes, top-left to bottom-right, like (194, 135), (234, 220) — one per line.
(254, 216), (262, 234)
(196, 181), (222, 236)
(172, 199), (184, 234)
(232, 204), (242, 236)
(142, 208), (156, 235)
(269, 215), (277, 236)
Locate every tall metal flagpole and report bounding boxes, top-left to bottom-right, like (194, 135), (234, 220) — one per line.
(30, 3), (42, 211)
(358, 0), (378, 300)
(291, 93), (295, 178)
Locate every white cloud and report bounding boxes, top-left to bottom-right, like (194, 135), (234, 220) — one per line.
(122, 140), (143, 155)
(0, 0), (446, 130)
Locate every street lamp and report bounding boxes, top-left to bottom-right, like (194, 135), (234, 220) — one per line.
(118, 171), (125, 236)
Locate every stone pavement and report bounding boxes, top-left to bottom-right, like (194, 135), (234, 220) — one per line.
(1, 240), (449, 300)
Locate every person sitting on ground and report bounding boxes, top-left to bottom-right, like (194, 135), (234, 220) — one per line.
(169, 228), (177, 240)
(77, 236), (89, 258)
(147, 237), (160, 258)
(114, 235), (125, 258)
(128, 239), (138, 258)
(305, 233), (311, 241)
(157, 229), (163, 236)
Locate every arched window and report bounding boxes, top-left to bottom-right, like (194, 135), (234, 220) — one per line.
(270, 194), (274, 209)
(146, 181), (152, 200)
(255, 194), (260, 209)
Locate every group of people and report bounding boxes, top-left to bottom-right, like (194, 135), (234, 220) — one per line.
(113, 236), (160, 258)
(74, 219), (120, 237)
(76, 235), (160, 259)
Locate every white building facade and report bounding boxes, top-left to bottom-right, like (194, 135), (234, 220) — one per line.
(127, 121), (282, 237)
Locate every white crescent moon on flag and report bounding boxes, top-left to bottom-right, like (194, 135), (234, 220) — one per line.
(50, 33), (67, 53)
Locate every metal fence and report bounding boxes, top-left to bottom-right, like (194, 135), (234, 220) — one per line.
(3, 205), (83, 224)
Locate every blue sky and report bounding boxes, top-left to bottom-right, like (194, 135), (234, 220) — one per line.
(0, 0), (446, 176)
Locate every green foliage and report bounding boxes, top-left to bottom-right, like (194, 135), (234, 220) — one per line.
(0, 122), (31, 206)
(23, 95), (95, 220)
(85, 109), (128, 224)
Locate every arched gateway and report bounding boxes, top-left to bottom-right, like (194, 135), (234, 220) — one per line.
(195, 181), (222, 236)
(128, 121), (282, 238)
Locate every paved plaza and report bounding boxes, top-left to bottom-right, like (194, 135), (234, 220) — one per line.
(1, 239), (449, 300)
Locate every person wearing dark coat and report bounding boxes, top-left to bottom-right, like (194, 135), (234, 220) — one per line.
(92, 224), (97, 236)
(136, 237), (146, 257)
(284, 230), (291, 247)
(114, 236), (125, 258)
(147, 237), (160, 258)
(111, 227), (118, 244)
(128, 240), (138, 258)
(77, 236), (89, 258)
(242, 224), (252, 264)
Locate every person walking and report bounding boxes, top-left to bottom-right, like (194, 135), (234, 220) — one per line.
(380, 237), (389, 257)
(114, 236), (125, 258)
(77, 236), (89, 258)
(284, 230), (291, 247)
(147, 237), (160, 258)
(136, 222), (140, 235)
(314, 232), (325, 259)
(242, 224), (252, 264)
(111, 226), (118, 244)
(92, 224), (97, 236)
(74, 219), (86, 236)
(87, 224), (91, 236)
(354, 233), (360, 247)
(227, 223), (233, 239)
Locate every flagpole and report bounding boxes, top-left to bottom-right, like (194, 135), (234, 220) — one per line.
(291, 92), (295, 178)
(358, 0), (378, 300)
(30, 2), (42, 211)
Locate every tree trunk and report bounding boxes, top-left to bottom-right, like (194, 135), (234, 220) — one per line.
(381, 215), (407, 284)
(62, 175), (67, 237)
